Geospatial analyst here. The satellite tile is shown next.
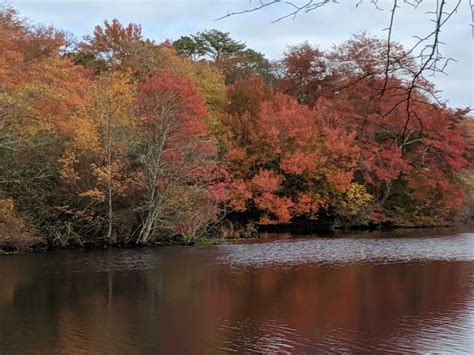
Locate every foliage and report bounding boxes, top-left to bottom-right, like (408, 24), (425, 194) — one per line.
(174, 29), (246, 61)
(217, 49), (277, 84)
(134, 69), (222, 243)
(156, 46), (228, 137)
(75, 19), (165, 80)
(58, 71), (136, 242)
(0, 195), (40, 251)
(223, 76), (359, 224)
(0, 5), (472, 251)
(277, 43), (334, 106)
(174, 29), (275, 84)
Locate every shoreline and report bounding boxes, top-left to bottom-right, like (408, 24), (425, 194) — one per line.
(2, 222), (471, 255)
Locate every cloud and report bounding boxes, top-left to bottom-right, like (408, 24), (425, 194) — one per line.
(11, 0), (473, 108)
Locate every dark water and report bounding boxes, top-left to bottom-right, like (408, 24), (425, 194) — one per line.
(0, 229), (473, 354)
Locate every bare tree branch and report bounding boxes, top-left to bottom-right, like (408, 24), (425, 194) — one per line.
(219, 0), (467, 159)
(380, 0), (398, 97)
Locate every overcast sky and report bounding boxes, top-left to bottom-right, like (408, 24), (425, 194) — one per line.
(10, 0), (473, 108)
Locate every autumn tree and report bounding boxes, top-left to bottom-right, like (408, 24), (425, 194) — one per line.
(223, 76), (359, 224)
(277, 43), (334, 106)
(58, 71), (136, 242)
(311, 35), (472, 225)
(76, 19), (164, 79)
(217, 48), (276, 84)
(0, 5), (92, 246)
(135, 70), (221, 243)
(156, 46), (228, 137)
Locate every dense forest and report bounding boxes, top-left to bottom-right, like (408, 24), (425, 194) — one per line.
(0, 5), (472, 251)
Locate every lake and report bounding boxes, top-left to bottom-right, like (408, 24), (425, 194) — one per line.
(0, 228), (473, 353)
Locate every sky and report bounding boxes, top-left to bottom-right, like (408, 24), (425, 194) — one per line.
(10, 0), (473, 108)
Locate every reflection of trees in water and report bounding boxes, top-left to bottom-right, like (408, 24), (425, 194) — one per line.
(211, 262), (473, 352)
(0, 249), (472, 353)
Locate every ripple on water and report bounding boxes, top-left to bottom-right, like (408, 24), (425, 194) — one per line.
(217, 318), (312, 353)
(37, 249), (159, 274)
(217, 233), (474, 268)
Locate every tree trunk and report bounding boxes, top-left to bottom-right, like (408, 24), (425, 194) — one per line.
(105, 112), (113, 242)
(106, 183), (113, 241)
(137, 205), (158, 244)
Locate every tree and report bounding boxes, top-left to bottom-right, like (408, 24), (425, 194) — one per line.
(313, 59), (471, 225)
(0, 3), (472, 251)
(277, 43), (333, 106)
(76, 19), (164, 79)
(58, 71), (136, 242)
(174, 35), (207, 60)
(174, 29), (276, 84)
(217, 48), (277, 84)
(135, 70), (220, 243)
(174, 29), (246, 62)
(223, 76), (359, 224)
(156, 46), (228, 134)
(0, 4), (93, 245)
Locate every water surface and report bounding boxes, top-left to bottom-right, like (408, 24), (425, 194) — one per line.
(0, 228), (473, 353)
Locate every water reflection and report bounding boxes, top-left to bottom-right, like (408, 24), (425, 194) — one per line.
(0, 231), (473, 353)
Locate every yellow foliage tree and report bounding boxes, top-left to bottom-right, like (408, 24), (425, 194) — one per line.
(59, 71), (136, 241)
(334, 183), (374, 227)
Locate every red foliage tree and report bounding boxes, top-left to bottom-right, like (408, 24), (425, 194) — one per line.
(277, 43), (335, 106)
(313, 49), (471, 225)
(135, 69), (223, 242)
(223, 76), (359, 224)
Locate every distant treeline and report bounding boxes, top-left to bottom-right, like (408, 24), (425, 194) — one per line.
(0, 5), (472, 251)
